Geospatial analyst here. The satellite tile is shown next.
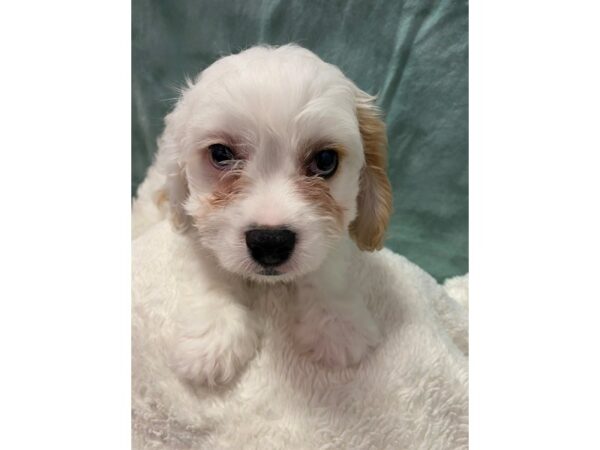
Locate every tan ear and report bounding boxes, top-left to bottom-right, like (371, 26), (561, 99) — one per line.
(349, 92), (393, 251)
(154, 128), (192, 233)
(164, 166), (191, 232)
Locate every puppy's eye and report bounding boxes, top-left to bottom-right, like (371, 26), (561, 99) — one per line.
(308, 149), (338, 178)
(209, 144), (236, 169)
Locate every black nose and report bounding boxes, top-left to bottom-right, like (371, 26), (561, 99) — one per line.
(245, 228), (296, 267)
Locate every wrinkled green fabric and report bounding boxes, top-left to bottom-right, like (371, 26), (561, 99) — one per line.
(132, 0), (468, 281)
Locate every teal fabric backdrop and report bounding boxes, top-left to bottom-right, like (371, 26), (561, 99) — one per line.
(132, 0), (468, 281)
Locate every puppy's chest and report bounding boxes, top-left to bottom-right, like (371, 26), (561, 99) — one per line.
(246, 282), (299, 326)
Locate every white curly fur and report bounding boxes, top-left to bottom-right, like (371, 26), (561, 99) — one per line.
(132, 196), (469, 448)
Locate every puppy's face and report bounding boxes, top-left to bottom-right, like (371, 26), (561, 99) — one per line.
(159, 46), (391, 283)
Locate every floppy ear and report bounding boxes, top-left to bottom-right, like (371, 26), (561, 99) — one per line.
(349, 91), (393, 251)
(154, 121), (192, 233)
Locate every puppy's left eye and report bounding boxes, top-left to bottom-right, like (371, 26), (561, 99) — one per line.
(308, 149), (338, 178)
(209, 144), (237, 169)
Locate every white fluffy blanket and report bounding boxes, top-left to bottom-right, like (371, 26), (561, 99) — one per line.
(132, 170), (469, 449)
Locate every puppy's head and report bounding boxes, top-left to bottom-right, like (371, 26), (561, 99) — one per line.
(157, 45), (391, 283)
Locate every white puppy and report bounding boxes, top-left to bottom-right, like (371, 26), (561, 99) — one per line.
(155, 44), (392, 386)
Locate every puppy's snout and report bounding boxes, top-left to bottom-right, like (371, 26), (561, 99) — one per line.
(245, 228), (296, 267)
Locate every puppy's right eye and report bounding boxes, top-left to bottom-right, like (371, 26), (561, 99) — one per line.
(209, 144), (236, 169)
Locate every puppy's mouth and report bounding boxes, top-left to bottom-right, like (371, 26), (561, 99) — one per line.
(258, 267), (281, 276)
(247, 264), (299, 284)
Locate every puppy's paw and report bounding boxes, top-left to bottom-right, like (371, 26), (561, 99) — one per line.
(171, 304), (258, 386)
(292, 302), (381, 368)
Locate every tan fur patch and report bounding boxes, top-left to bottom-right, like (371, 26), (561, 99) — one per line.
(206, 170), (250, 209)
(350, 96), (393, 251)
(295, 176), (344, 232)
(152, 188), (168, 208)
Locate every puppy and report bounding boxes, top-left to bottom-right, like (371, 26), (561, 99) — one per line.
(155, 44), (392, 385)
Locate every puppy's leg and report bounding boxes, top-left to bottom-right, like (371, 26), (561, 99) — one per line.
(170, 287), (258, 385)
(292, 242), (381, 367)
